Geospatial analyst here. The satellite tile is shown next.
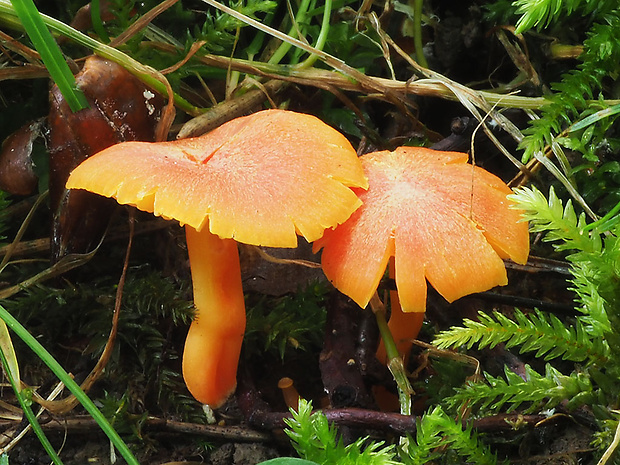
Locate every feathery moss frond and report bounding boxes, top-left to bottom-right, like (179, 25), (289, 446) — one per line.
(429, 410), (498, 465)
(568, 233), (620, 335)
(513, 0), (616, 33)
(447, 364), (596, 414)
(399, 409), (444, 465)
(283, 400), (497, 465)
(570, 271), (611, 335)
(511, 186), (620, 335)
(509, 186), (618, 330)
(519, 11), (620, 162)
(189, 0), (277, 53)
(509, 186), (595, 252)
(433, 309), (609, 364)
(284, 399), (398, 465)
(245, 282), (327, 360)
(400, 406), (497, 465)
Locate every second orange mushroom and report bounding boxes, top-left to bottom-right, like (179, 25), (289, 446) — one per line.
(315, 146), (530, 363)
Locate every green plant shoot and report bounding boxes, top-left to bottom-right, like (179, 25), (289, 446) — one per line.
(10, 0), (89, 112)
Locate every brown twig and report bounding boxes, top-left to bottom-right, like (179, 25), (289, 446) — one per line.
(0, 415), (272, 442)
(237, 363), (415, 434)
(161, 40), (207, 75)
(108, 0), (180, 48)
(0, 30), (41, 63)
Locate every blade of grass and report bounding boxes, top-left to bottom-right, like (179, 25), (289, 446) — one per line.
(0, 318), (19, 392)
(0, 336), (63, 464)
(90, 0), (110, 43)
(0, 310), (22, 386)
(0, 304), (139, 465)
(10, 0), (89, 112)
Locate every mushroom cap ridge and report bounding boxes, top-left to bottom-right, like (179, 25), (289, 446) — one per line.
(314, 146), (530, 313)
(66, 109), (368, 247)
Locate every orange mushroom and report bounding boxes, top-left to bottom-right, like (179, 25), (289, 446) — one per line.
(277, 377), (301, 410)
(314, 146), (530, 363)
(66, 109), (368, 407)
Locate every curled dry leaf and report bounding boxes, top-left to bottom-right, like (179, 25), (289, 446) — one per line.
(48, 56), (163, 260)
(0, 119), (44, 196)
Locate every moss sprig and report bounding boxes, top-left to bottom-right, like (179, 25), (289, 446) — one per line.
(447, 364), (596, 414)
(434, 308), (609, 364)
(273, 399), (499, 465)
(283, 399), (398, 465)
(513, 0), (617, 33)
(433, 186), (620, 459)
(188, 0), (277, 54)
(245, 282), (328, 360)
(400, 406), (498, 465)
(508, 186), (596, 253)
(519, 9), (620, 163)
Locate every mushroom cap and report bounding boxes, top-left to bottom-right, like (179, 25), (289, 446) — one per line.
(314, 146), (530, 313)
(66, 109), (368, 247)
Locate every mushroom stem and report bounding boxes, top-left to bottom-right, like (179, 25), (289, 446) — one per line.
(277, 377), (301, 411)
(182, 225), (246, 407)
(376, 258), (424, 365)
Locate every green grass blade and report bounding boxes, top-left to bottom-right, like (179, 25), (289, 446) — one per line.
(0, 304), (139, 465)
(10, 0), (89, 112)
(90, 0), (110, 43)
(0, 318), (19, 389)
(0, 341), (63, 464)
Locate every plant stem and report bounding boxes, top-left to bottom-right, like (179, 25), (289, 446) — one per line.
(370, 293), (414, 416)
(583, 198), (620, 232)
(268, 0), (313, 65)
(0, 304), (139, 465)
(376, 258), (424, 366)
(157, 43), (552, 110)
(413, 0), (428, 68)
(297, 0), (332, 69)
